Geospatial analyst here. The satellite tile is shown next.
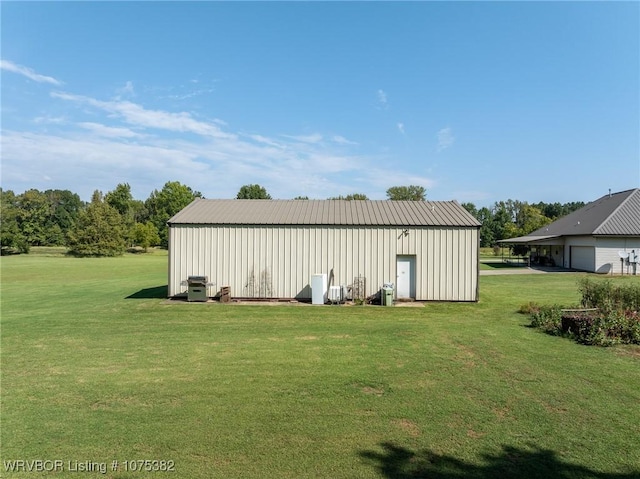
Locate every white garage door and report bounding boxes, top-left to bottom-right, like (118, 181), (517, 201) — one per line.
(570, 246), (595, 271)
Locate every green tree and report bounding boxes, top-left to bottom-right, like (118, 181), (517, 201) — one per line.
(0, 189), (29, 253)
(328, 193), (369, 200)
(16, 189), (51, 246)
(491, 204), (513, 243)
(106, 183), (137, 245)
(236, 184), (272, 199)
(105, 183), (134, 218)
(293, 196), (309, 200)
(130, 199), (149, 224)
(477, 207), (495, 248)
(67, 191), (126, 256)
(461, 202), (478, 217)
(132, 222), (160, 252)
(516, 204), (551, 235)
(146, 181), (202, 247)
(386, 185), (426, 201)
(44, 189), (83, 245)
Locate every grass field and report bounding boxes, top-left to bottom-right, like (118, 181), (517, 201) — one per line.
(2, 251), (639, 478)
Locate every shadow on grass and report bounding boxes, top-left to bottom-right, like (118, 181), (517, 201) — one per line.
(360, 442), (638, 479)
(481, 262), (528, 269)
(125, 285), (167, 299)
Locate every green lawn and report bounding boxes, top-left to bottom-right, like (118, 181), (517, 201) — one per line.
(2, 252), (639, 478)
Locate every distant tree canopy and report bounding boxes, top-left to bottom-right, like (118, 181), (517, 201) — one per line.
(237, 184), (271, 200)
(328, 193), (369, 200)
(462, 199), (584, 248)
(1, 188), (82, 254)
(1, 181), (588, 256)
(386, 185), (426, 201)
(1, 189), (29, 253)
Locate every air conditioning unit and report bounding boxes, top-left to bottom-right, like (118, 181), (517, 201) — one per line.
(328, 285), (343, 303)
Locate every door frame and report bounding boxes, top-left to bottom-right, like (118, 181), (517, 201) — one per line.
(396, 255), (416, 299)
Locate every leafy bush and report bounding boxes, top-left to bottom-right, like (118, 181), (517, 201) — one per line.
(529, 305), (562, 334)
(518, 301), (541, 314)
(528, 279), (640, 346)
(578, 278), (640, 312)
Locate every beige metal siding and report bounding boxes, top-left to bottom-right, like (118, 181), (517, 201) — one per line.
(168, 225), (478, 301)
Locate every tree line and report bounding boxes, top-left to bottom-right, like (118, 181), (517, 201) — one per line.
(461, 199), (585, 249)
(0, 181), (582, 256)
(1, 181), (202, 256)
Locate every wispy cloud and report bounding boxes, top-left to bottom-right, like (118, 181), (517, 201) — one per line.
(78, 122), (142, 138)
(248, 134), (285, 148)
(437, 127), (454, 152)
(1, 59), (62, 86)
(5, 85), (434, 201)
(51, 91), (232, 139)
(282, 133), (324, 144)
(377, 89), (388, 109)
(332, 135), (358, 146)
(115, 81), (135, 99)
(34, 116), (66, 125)
(397, 123), (405, 135)
(167, 87), (215, 101)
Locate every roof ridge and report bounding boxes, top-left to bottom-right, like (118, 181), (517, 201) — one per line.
(594, 188), (639, 234)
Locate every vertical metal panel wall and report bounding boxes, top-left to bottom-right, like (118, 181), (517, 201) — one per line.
(168, 225), (479, 301)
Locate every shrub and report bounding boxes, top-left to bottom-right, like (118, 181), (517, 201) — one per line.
(530, 305), (562, 334)
(530, 305), (640, 347)
(518, 301), (541, 315)
(578, 278), (640, 312)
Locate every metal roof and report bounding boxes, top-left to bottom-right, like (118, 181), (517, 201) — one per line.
(501, 188), (640, 243)
(168, 199), (481, 227)
(498, 234), (562, 244)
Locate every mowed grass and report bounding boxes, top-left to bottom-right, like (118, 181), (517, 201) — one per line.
(2, 252), (640, 478)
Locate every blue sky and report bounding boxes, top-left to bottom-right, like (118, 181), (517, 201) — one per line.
(1, 1), (638, 206)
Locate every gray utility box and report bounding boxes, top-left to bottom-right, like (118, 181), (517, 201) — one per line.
(187, 276), (209, 302)
(382, 284), (394, 307)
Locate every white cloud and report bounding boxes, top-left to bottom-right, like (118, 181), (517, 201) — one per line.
(377, 89), (388, 108)
(167, 88), (215, 101)
(5, 86), (436, 201)
(1, 60), (62, 86)
(437, 127), (454, 152)
(77, 122), (142, 138)
(34, 116), (66, 125)
(397, 123), (405, 135)
(115, 81), (135, 99)
(332, 135), (358, 146)
(51, 91), (233, 139)
(282, 133), (324, 144)
(248, 134), (284, 148)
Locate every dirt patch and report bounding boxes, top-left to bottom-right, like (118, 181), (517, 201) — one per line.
(493, 406), (511, 420)
(361, 386), (385, 396)
(467, 429), (486, 439)
(393, 418), (421, 437)
(615, 345), (640, 359)
(296, 336), (319, 341)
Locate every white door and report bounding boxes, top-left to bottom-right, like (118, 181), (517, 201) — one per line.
(396, 255), (416, 299)
(570, 246), (595, 272)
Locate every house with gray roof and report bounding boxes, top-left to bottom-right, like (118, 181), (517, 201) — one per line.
(167, 199), (480, 302)
(499, 188), (640, 273)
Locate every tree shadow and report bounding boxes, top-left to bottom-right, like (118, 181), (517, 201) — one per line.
(125, 285), (167, 299)
(360, 442), (638, 479)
